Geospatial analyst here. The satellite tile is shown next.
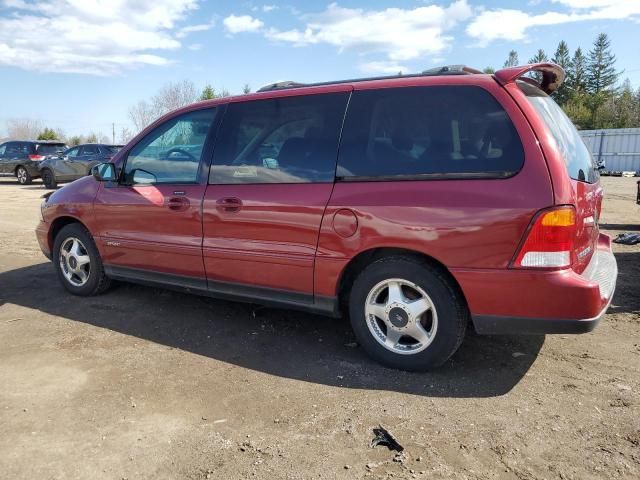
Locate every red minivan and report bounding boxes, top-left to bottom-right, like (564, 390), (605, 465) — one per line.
(36, 63), (617, 371)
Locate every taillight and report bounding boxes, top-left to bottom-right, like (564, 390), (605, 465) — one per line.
(513, 206), (576, 268)
(29, 154), (45, 161)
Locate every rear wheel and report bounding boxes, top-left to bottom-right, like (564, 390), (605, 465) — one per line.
(52, 223), (111, 296)
(348, 256), (467, 371)
(41, 168), (58, 189)
(16, 166), (32, 185)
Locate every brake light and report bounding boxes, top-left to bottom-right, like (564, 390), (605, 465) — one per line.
(514, 207), (576, 268)
(29, 154), (45, 161)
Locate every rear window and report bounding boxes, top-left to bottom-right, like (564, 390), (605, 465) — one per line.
(520, 82), (598, 184)
(337, 86), (524, 179)
(36, 144), (66, 155)
(105, 145), (123, 153)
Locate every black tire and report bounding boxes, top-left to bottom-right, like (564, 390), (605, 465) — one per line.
(348, 256), (467, 371)
(16, 166), (32, 185)
(41, 168), (58, 189)
(52, 223), (111, 296)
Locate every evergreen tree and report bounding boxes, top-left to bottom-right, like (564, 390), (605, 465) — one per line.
(503, 50), (519, 68)
(566, 47), (587, 94)
(551, 41), (572, 106)
(586, 33), (619, 94)
(482, 67), (495, 74)
(37, 127), (57, 140)
(243, 84), (252, 94)
(200, 84), (216, 100)
(527, 49), (548, 83)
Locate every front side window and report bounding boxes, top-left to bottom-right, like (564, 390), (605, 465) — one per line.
(66, 147), (80, 158)
(124, 108), (217, 184)
(337, 86), (524, 179)
(210, 92), (349, 184)
(0, 144), (5, 156)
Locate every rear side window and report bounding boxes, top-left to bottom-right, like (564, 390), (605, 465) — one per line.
(80, 145), (99, 156)
(520, 82), (598, 183)
(210, 92), (349, 184)
(36, 144), (66, 155)
(337, 86), (524, 179)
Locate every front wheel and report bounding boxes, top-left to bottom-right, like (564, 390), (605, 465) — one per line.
(41, 168), (58, 189)
(348, 256), (467, 371)
(16, 166), (32, 185)
(52, 223), (111, 296)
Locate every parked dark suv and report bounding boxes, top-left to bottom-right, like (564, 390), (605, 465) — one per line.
(0, 141), (67, 184)
(36, 64), (617, 371)
(38, 143), (123, 189)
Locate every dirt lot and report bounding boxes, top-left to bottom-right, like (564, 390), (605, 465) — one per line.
(0, 176), (638, 480)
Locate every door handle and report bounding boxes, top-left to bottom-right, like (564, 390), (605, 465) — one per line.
(216, 197), (242, 212)
(167, 196), (190, 211)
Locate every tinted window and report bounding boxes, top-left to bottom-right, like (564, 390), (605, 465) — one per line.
(6, 143), (29, 156)
(124, 108), (216, 184)
(66, 147), (80, 158)
(520, 82), (598, 183)
(36, 144), (66, 155)
(80, 145), (99, 156)
(210, 93), (348, 184)
(104, 145), (122, 153)
(337, 86), (524, 179)
(0, 144), (5, 156)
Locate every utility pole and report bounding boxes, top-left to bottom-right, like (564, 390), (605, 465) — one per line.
(112, 123), (115, 145)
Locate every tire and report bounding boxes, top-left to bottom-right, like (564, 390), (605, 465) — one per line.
(41, 168), (58, 189)
(16, 166), (32, 185)
(348, 256), (467, 371)
(52, 223), (111, 296)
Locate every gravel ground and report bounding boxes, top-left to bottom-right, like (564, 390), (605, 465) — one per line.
(0, 176), (638, 480)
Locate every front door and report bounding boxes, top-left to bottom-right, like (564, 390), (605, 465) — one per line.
(203, 91), (350, 299)
(93, 107), (219, 287)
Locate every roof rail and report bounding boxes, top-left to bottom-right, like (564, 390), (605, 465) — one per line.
(255, 65), (481, 93)
(257, 81), (307, 92)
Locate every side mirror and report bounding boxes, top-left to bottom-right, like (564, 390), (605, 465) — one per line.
(132, 169), (157, 185)
(597, 161), (606, 171)
(92, 162), (117, 182)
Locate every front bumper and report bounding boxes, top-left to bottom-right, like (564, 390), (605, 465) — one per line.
(36, 220), (51, 259)
(453, 234), (617, 335)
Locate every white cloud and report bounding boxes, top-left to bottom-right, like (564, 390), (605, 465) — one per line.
(177, 19), (215, 38)
(359, 61), (408, 75)
(0, 0), (202, 75)
(223, 14), (264, 34)
(467, 0), (640, 45)
(264, 1), (473, 62)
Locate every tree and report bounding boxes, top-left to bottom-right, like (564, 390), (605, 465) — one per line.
(86, 132), (98, 143)
(586, 33), (619, 95)
(200, 84), (216, 100)
(527, 49), (548, 83)
(503, 50), (519, 68)
(566, 47), (587, 95)
(482, 67), (495, 74)
(6, 118), (43, 139)
(128, 80), (198, 131)
(68, 135), (82, 146)
(243, 84), (252, 94)
(552, 41), (572, 106)
(119, 127), (134, 144)
(37, 127), (58, 140)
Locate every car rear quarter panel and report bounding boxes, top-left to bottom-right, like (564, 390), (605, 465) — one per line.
(314, 76), (554, 299)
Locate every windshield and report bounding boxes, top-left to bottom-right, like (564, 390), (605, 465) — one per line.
(519, 82), (598, 183)
(36, 144), (67, 155)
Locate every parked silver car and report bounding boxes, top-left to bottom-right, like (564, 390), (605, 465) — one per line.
(38, 143), (123, 189)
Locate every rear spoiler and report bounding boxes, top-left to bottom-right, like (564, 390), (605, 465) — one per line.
(494, 63), (565, 95)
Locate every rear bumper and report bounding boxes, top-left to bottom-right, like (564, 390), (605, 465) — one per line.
(453, 234), (617, 335)
(22, 161), (41, 177)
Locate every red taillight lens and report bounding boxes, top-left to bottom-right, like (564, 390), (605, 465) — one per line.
(29, 154), (45, 161)
(514, 207), (576, 268)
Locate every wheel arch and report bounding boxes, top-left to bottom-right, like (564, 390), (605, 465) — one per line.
(49, 216), (89, 251)
(336, 247), (469, 316)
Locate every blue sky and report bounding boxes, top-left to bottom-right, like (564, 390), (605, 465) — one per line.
(1, 0), (639, 139)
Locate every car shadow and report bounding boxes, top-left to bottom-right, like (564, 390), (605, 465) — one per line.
(0, 263), (545, 398)
(607, 251), (640, 314)
(601, 223), (640, 232)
